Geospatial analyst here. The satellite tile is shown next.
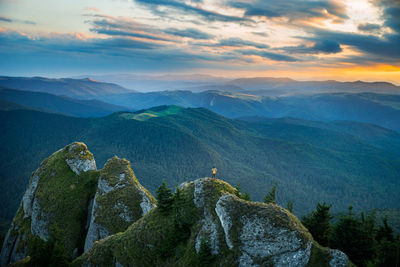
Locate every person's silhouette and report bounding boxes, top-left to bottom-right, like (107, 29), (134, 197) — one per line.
(211, 166), (217, 179)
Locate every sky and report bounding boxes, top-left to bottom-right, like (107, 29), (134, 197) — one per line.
(0, 0), (399, 83)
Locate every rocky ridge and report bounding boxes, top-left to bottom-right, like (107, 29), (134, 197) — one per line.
(0, 142), (155, 266)
(84, 156), (156, 252)
(74, 178), (351, 267)
(1, 142), (350, 267)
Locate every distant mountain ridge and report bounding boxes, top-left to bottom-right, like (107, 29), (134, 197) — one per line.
(0, 76), (133, 99)
(77, 73), (400, 95)
(0, 87), (129, 117)
(228, 77), (400, 95)
(94, 90), (400, 131)
(1, 76), (399, 131)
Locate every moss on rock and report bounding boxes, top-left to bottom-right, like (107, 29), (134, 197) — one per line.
(74, 178), (349, 267)
(84, 156), (156, 251)
(1, 142), (99, 266)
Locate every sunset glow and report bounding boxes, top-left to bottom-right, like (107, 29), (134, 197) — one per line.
(0, 0), (399, 83)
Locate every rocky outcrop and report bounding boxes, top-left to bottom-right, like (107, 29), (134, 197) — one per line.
(1, 142), (158, 266)
(74, 178), (349, 267)
(330, 249), (349, 267)
(216, 194), (312, 266)
(65, 142), (96, 175)
(84, 156), (156, 252)
(0, 142), (98, 266)
(2, 142), (350, 267)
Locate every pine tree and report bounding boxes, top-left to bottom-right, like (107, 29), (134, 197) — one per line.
(234, 183), (242, 198)
(198, 237), (215, 266)
(376, 217), (394, 242)
(242, 192), (251, 201)
(156, 180), (173, 214)
(330, 211), (375, 266)
(301, 202), (332, 246)
(263, 182), (277, 204)
(287, 200), (293, 213)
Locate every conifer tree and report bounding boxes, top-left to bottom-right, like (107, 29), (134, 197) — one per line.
(198, 238), (215, 266)
(156, 180), (173, 214)
(330, 210), (375, 266)
(263, 182), (277, 204)
(242, 192), (251, 201)
(376, 217), (394, 242)
(234, 183), (242, 198)
(301, 202), (332, 246)
(287, 200), (293, 213)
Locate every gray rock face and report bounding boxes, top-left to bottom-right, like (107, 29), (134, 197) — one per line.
(138, 184), (156, 216)
(194, 178), (205, 208)
(30, 198), (50, 241)
(84, 182), (111, 252)
(195, 209), (220, 255)
(22, 172), (39, 219)
(193, 179), (220, 255)
(215, 194), (234, 249)
(0, 224), (29, 266)
(216, 194), (312, 267)
(115, 201), (133, 222)
(84, 158), (156, 252)
(65, 143), (96, 175)
(329, 249), (349, 267)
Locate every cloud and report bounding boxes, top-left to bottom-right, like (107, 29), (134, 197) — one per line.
(281, 39), (342, 54)
(357, 23), (381, 32)
(252, 31), (268, 37)
(164, 27), (214, 39)
(92, 27), (170, 41)
(88, 16), (173, 42)
(376, 0), (400, 33)
(310, 29), (400, 60)
(84, 7), (101, 12)
(0, 16), (12, 23)
(133, 0), (249, 22)
(220, 37), (269, 49)
(237, 49), (298, 62)
(0, 16), (36, 25)
(192, 37), (270, 49)
(228, 0), (347, 23)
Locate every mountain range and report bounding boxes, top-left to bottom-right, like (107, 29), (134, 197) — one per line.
(1, 76), (399, 132)
(1, 75), (400, 260)
(1, 106), (399, 234)
(74, 74), (400, 95)
(0, 76), (132, 99)
(0, 87), (129, 117)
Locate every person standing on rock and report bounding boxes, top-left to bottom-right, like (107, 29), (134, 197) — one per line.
(211, 166), (217, 179)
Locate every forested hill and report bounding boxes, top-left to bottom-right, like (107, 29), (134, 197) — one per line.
(1, 106), (399, 236)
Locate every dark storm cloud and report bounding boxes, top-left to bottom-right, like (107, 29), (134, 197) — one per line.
(228, 0), (347, 22)
(164, 27), (214, 39)
(133, 0), (249, 22)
